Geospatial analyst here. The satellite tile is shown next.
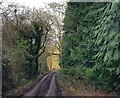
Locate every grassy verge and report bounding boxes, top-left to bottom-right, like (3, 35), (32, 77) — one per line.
(57, 69), (117, 96)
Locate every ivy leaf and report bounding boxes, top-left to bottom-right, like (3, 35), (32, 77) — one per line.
(113, 49), (119, 60)
(116, 68), (120, 75)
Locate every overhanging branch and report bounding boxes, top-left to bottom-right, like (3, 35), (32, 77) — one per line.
(35, 27), (49, 60)
(40, 27), (48, 49)
(36, 44), (46, 60)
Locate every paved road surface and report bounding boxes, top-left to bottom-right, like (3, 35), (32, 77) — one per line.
(23, 72), (61, 97)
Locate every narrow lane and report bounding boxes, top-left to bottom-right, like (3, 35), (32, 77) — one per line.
(46, 74), (57, 96)
(23, 72), (61, 97)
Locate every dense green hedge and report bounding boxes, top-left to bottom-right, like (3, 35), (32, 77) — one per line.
(61, 2), (120, 95)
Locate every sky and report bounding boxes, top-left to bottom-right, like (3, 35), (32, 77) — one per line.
(5, 0), (66, 9)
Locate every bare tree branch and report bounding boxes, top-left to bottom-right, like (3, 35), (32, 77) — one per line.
(40, 27), (48, 49)
(36, 43), (46, 60)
